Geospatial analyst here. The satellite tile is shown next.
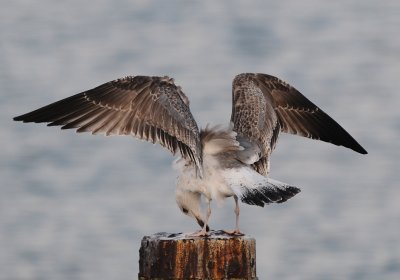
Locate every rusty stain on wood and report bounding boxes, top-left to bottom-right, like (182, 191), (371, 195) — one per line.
(138, 230), (257, 280)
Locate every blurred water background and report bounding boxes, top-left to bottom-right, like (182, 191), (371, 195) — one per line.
(1, 0), (399, 279)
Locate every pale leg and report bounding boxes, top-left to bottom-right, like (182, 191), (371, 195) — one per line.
(224, 195), (244, 236)
(234, 195), (240, 232)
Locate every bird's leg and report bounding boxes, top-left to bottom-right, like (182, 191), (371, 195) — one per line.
(224, 195), (244, 236)
(187, 199), (212, 237)
(234, 195), (241, 232)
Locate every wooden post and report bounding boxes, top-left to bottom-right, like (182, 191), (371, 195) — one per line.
(138, 230), (257, 280)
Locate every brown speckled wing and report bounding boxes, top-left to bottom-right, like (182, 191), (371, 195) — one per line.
(231, 73), (367, 175)
(231, 73), (280, 175)
(14, 76), (202, 171)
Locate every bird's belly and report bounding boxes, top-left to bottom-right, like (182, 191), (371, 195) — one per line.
(203, 167), (235, 202)
(175, 156), (236, 202)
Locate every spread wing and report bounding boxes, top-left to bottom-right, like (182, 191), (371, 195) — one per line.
(231, 73), (367, 175)
(14, 75), (202, 173)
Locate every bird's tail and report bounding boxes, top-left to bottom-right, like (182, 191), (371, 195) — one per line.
(226, 168), (301, 207)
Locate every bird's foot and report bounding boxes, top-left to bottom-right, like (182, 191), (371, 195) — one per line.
(222, 229), (245, 236)
(186, 229), (209, 237)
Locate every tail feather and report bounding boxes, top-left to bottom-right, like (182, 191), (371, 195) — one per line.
(239, 182), (300, 207)
(226, 168), (301, 207)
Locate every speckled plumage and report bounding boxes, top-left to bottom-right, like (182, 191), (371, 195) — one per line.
(231, 73), (367, 175)
(14, 73), (367, 235)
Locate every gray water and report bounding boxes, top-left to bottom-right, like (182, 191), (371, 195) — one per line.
(1, 0), (399, 279)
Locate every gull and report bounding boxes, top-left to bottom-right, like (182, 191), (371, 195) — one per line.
(13, 73), (367, 236)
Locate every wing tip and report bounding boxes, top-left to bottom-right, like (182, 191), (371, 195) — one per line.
(345, 140), (368, 155)
(13, 114), (42, 123)
(357, 147), (368, 155)
(354, 142), (368, 154)
(13, 115), (25, 122)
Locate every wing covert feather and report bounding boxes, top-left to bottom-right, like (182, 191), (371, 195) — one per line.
(231, 73), (367, 175)
(14, 76), (203, 172)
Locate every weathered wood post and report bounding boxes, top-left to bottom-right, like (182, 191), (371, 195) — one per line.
(138, 230), (257, 280)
